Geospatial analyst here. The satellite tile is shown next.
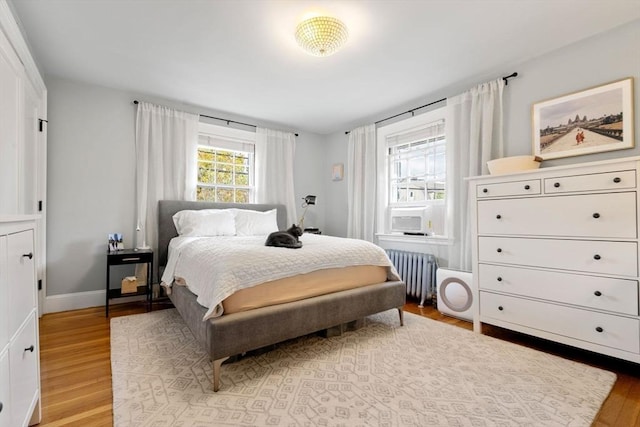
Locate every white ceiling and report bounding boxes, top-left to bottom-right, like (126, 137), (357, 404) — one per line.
(9, 0), (640, 134)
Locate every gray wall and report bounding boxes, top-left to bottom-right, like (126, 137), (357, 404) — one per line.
(46, 19), (639, 297)
(45, 77), (326, 296)
(322, 130), (349, 237)
(47, 79), (136, 296)
(324, 19), (640, 238)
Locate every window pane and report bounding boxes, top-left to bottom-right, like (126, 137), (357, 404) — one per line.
(394, 159), (407, 179)
(236, 173), (249, 186)
(218, 162), (233, 172)
(434, 145), (446, 177)
(234, 164), (248, 174)
(197, 186), (215, 201)
(216, 188), (234, 202)
(391, 181), (407, 203)
(408, 155), (426, 177)
(199, 150), (214, 162)
(217, 171), (232, 184)
(407, 180), (426, 202)
(235, 189), (249, 203)
(216, 151), (232, 163)
(198, 165), (215, 184)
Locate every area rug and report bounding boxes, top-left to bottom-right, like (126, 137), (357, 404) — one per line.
(111, 309), (616, 426)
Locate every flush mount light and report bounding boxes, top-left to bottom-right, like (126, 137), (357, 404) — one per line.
(295, 16), (349, 57)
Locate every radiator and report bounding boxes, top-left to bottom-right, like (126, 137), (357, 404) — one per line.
(385, 249), (438, 307)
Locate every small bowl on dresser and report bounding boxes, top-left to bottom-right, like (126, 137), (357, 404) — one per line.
(487, 155), (543, 175)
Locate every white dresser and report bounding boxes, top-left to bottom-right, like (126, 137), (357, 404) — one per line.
(0, 218), (40, 427)
(469, 156), (640, 364)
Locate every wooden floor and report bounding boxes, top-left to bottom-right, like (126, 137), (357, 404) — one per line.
(36, 300), (639, 426)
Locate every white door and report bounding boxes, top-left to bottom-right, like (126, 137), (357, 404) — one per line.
(0, 29), (23, 215)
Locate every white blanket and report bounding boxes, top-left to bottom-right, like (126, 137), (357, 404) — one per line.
(161, 234), (400, 320)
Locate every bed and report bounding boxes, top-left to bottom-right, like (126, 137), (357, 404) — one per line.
(158, 200), (406, 391)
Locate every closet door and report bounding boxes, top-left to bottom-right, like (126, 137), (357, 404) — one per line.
(0, 29), (23, 215)
(21, 82), (39, 214)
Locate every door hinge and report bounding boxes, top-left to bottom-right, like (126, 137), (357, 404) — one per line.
(39, 118), (48, 132)
(38, 200), (43, 212)
(38, 279), (42, 291)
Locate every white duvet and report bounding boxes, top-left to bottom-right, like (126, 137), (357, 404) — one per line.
(161, 233), (400, 320)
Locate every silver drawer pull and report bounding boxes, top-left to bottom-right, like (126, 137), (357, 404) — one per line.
(122, 257), (141, 262)
(24, 345), (34, 353)
(22, 252), (33, 259)
(594, 290), (602, 297)
(595, 327), (603, 333)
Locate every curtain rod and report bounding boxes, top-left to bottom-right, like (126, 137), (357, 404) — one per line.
(133, 100), (299, 137)
(345, 72), (518, 135)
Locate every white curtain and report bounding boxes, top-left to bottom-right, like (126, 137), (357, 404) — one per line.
(446, 79), (505, 271)
(135, 101), (199, 251)
(255, 127), (297, 226)
(347, 124), (377, 241)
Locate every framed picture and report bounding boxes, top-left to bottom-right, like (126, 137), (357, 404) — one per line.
(532, 77), (634, 160)
(108, 233), (124, 252)
(332, 163), (344, 181)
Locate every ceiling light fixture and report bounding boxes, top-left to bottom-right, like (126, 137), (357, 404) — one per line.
(295, 16), (348, 57)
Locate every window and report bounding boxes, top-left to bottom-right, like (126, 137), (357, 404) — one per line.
(387, 119), (445, 205)
(197, 123), (255, 203)
(376, 107), (447, 237)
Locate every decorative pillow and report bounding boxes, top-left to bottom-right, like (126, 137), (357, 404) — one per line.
(172, 209), (236, 237)
(232, 208), (279, 236)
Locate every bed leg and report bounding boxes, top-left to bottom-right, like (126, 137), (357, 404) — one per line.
(397, 308), (404, 326)
(212, 357), (229, 392)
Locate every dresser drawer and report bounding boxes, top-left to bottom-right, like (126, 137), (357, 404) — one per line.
(7, 229), (35, 339)
(544, 170), (636, 194)
(480, 291), (640, 354)
(478, 237), (638, 276)
(479, 264), (639, 315)
(9, 314), (38, 427)
(476, 179), (541, 198)
(477, 192), (637, 238)
(0, 351), (10, 427)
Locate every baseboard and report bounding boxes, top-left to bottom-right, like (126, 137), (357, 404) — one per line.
(43, 289), (146, 314)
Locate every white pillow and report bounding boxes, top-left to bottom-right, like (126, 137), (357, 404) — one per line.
(232, 208), (278, 236)
(172, 209), (236, 237)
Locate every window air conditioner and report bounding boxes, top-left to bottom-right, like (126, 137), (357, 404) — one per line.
(390, 207), (428, 234)
(389, 203), (444, 235)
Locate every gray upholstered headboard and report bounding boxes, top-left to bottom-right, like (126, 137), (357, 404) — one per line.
(157, 200), (287, 268)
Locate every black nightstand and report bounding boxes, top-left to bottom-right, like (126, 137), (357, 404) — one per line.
(106, 248), (153, 317)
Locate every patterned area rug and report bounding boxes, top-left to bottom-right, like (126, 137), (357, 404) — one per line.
(111, 309), (615, 426)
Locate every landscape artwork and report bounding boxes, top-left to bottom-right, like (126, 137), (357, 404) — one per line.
(532, 78), (634, 159)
